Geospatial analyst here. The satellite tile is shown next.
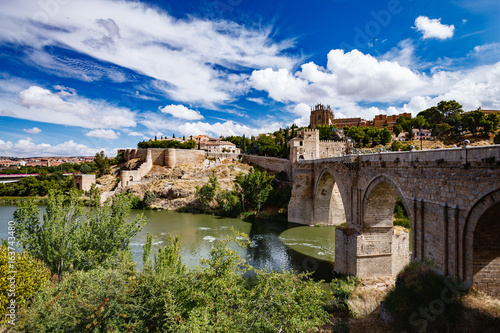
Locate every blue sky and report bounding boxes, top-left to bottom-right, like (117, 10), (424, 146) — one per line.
(0, 0), (499, 157)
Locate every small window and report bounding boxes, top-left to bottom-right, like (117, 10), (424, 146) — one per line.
(318, 115), (321, 120)
(300, 141), (303, 146)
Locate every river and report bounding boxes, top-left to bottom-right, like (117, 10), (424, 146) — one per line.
(0, 205), (336, 281)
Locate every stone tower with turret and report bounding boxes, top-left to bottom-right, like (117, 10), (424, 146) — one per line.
(310, 103), (334, 129)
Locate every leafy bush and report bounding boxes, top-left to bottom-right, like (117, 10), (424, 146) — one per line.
(235, 168), (274, 212)
(142, 190), (156, 207)
(393, 197), (410, 228)
(327, 275), (360, 314)
(391, 140), (402, 151)
(0, 244), (50, 325)
(16, 234), (329, 332)
(494, 131), (500, 144)
(195, 171), (219, 209)
(16, 255), (137, 332)
(216, 189), (242, 217)
(14, 190), (146, 276)
(384, 261), (467, 333)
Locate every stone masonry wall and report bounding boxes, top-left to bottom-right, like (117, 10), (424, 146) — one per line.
(242, 155), (292, 180)
(172, 149), (205, 167)
(73, 174), (95, 192)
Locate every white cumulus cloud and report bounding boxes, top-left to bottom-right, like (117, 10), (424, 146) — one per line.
(127, 131), (144, 137)
(0, 138), (115, 157)
(11, 85), (136, 129)
(85, 129), (120, 139)
(414, 16), (455, 40)
(160, 105), (204, 120)
(23, 127), (42, 134)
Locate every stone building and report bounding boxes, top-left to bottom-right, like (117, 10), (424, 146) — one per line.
(309, 103), (411, 133)
(372, 113), (411, 131)
(331, 117), (369, 128)
(289, 129), (345, 163)
(310, 103), (335, 129)
(73, 174), (95, 192)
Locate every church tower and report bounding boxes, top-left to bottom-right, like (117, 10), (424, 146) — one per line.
(309, 103), (334, 129)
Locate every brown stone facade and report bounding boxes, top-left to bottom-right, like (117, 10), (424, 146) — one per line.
(310, 103), (335, 129)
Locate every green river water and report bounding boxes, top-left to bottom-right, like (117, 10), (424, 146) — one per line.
(0, 206), (337, 280)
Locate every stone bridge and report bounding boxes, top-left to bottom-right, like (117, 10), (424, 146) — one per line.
(288, 145), (500, 296)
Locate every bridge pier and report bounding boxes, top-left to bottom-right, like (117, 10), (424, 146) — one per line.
(334, 226), (409, 278)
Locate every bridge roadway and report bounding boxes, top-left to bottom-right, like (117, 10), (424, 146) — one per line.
(0, 173), (75, 183)
(287, 145), (500, 296)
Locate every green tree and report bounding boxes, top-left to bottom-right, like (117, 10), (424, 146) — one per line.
(13, 190), (146, 276)
(94, 150), (110, 177)
(379, 128), (393, 145)
(434, 122), (453, 139)
(462, 110), (485, 136)
(241, 133), (247, 153)
(235, 168), (274, 212)
(195, 171), (219, 208)
(436, 100), (463, 118)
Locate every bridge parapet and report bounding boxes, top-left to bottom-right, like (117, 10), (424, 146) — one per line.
(296, 145), (500, 166)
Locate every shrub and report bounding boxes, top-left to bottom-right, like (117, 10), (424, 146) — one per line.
(327, 275), (360, 314)
(142, 190), (156, 207)
(215, 189), (242, 217)
(0, 244), (50, 325)
(494, 131), (500, 144)
(14, 190), (146, 276)
(383, 261), (467, 333)
(16, 255), (137, 332)
(391, 140), (402, 151)
(195, 171), (219, 209)
(16, 234), (329, 332)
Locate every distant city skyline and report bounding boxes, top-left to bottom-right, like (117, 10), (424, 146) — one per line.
(0, 0), (499, 157)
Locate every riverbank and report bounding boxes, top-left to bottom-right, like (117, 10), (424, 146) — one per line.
(0, 196), (47, 205)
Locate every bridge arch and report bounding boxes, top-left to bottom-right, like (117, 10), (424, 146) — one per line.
(313, 169), (347, 225)
(358, 175), (412, 277)
(362, 175), (413, 230)
(463, 188), (500, 296)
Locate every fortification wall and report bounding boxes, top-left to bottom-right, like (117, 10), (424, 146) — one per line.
(119, 149), (148, 162)
(242, 155), (292, 179)
(207, 152), (240, 159)
(318, 141), (344, 158)
(149, 149), (165, 165)
(171, 149), (205, 167)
